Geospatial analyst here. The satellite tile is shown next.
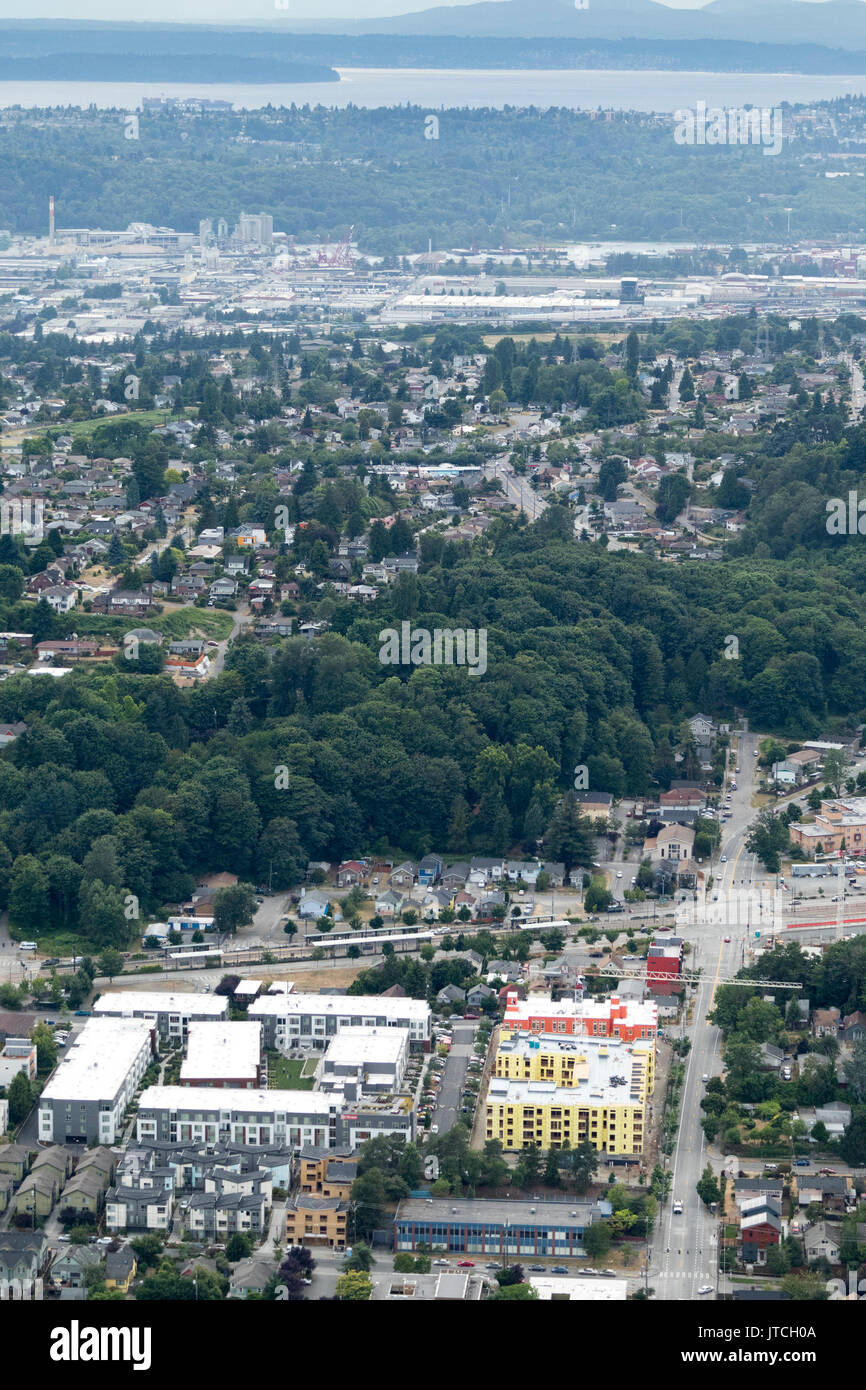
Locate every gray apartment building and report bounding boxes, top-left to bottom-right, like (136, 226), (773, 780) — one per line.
(38, 1018), (154, 1144)
(248, 992), (432, 1052)
(92, 991), (229, 1043)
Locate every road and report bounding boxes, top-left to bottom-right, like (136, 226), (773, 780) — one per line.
(204, 602), (251, 680)
(845, 352), (865, 421)
(430, 1021), (476, 1135)
(651, 728), (760, 1301)
(482, 454), (548, 517)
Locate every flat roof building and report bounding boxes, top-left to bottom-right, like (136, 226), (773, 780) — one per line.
(180, 1022), (262, 1089)
(249, 992), (432, 1051)
(135, 1084), (414, 1151)
(503, 992), (657, 1043)
(93, 991), (229, 1043)
(39, 1018), (154, 1144)
(319, 1026), (409, 1094)
(394, 1197), (609, 1260)
(530, 1275), (628, 1301)
(487, 1034), (651, 1155)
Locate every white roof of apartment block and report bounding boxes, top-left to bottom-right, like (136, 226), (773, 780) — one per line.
(324, 1026), (410, 1067)
(93, 991), (229, 1019)
(249, 992), (430, 1021)
(180, 1021), (262, 1083)
(41, 1018), (153, 1103)
(137, 1084), (334, 1115)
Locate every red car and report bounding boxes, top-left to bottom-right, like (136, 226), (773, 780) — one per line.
(457, 1260), (475, 1267)
(724, 936), (731, 943)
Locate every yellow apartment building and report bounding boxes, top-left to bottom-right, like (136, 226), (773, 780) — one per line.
(485, 1035), (651, 1154)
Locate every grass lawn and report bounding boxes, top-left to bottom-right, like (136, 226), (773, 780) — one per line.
(267, 1052), (315, 1090)
(150, 608), (235, 640)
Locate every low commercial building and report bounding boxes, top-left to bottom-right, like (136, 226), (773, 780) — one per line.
(180, 1021), (263, 1088)
(38, 1018), (154, 1144)
(92, 991), (228, 1043)
(319, 1026), (409, 1094)
(646, 938), (684, 996)
(530, 1275), (628, 1301)
(394, 1197), (609, 1259)
(249, 992), (432, 1052)
(486, 1035), (651, 1154)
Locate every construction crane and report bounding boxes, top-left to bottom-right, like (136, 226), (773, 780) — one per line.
(584, 967), (801, 989)
(317, 225), (355, 268)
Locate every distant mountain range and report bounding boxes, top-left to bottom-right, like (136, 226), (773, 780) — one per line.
(284, 0), (866, 51)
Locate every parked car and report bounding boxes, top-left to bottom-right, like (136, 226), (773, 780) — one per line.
(551, 1266), (570, 1275)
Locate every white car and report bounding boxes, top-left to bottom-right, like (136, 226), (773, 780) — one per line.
(698, 1285), (714, 1296)
(720, 855), (727, 863)
(616, 871), (623, 878)
(701, 1074), (709, 1082)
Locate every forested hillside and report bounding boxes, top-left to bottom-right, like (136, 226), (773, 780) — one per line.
(0, 526), (864, 948)
(4, 101), (866, 251)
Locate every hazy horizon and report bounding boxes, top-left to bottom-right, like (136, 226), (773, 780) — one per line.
(0, 0), (733, 25)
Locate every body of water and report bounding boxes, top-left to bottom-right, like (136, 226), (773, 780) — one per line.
(0, 68), (865, 112)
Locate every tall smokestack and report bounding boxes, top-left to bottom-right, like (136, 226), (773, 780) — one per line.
(49, 196), (55, 245)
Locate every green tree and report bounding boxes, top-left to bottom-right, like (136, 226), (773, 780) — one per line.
(213, 882), (257, 935)
(226, 1233), (253, 1262)
(6, 1069), (32, 1124)
(335, 1270), (373, 1301)
(582, 1221), (612, 1259)
(696, 1163), (721, 1207)
(32, 1020), (58, 1074)
(351, 1169), (386, 1238)
(488, 1283), (539, 1300)
(97, 948), (125, 982)
(344, 1241), (374, 1272)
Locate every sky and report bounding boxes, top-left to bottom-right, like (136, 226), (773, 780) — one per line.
(0, 0), (721, 23)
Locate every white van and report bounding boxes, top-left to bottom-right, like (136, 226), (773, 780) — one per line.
(18, 941), (37, 951)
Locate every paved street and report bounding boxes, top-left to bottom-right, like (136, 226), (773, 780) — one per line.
(431, 1021), (476, 1134)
